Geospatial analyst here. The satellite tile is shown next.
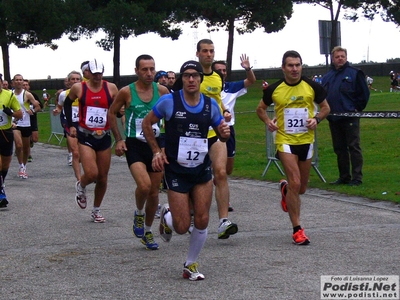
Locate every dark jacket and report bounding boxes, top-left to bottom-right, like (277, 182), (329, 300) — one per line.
(322, 62), (370, 122)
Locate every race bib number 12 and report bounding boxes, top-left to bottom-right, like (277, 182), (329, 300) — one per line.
(177, 137), (208, 168)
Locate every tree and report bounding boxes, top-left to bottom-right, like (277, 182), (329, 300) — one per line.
(65, 0), (183, 87)
(380, 0), (400, 26)
(0, 0), (68, 81)
(387, 57), (400, 63)
(296, 1), (400, 59)
(177, 0), (294, 79)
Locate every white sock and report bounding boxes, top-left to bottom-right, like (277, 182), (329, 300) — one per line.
(164, 211), (175, 232)
(92, 206), (100, 213)
(144, 225), (152, 232)
(185, 227), (208, 266)
(78, 182), (85, 191)
(219, 218), (227, 225)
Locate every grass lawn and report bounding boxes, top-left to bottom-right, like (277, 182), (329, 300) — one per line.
(33, 76), (400, 203)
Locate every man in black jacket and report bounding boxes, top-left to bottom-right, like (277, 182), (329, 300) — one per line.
(322, 46), (370, 186)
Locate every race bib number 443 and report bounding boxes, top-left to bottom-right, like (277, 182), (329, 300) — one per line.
(283, 108), (308, 134)
(85, 106), (107, 129)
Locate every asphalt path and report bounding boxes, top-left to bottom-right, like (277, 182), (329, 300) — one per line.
(1, 143), (399, 299)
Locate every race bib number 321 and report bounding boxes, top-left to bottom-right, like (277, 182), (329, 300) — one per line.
(283, 108), (308, 134)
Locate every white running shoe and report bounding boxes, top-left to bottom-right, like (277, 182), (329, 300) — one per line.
(18, 166), (24, 178)
(218, 219), (238, 239)
(159, 204), (172, 242)
(91, 211), (105, 223)
(75, 181), (87, 209)
(183, 262), (205, 281)
(21, 167), (28, 179)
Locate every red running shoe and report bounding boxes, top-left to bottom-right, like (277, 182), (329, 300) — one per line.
(292, 228), (310, 245)
(279, 179), (288, 212)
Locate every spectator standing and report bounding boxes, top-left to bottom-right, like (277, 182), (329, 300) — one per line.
(322, 46), (370, 186)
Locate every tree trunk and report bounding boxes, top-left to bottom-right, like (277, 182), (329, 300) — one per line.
(1, 41), (10, 81)
(225, 17), (235, 81)
(113, 33), (121, 88)
(330, 19), (338, 54)
(329, 2), (341, 61)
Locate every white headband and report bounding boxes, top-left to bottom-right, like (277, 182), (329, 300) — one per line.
(81, 63), (89, 73)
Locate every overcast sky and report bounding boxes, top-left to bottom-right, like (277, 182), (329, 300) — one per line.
(2, 3), (400, 80)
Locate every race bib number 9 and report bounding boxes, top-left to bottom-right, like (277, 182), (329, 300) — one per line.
(283, 108), (308, 134)
(85, 106), (107, 129)
(177, 137), (208, 168)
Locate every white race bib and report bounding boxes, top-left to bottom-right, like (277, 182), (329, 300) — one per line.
(177, 137), (208, 168)
(135, 118), (160, 142)
(0, 111), (8, 126)
(283, 108), (308, 134)
(18, 110), (31, 127)
(72, 106), (79, 122)
(85, 106), (107, 129)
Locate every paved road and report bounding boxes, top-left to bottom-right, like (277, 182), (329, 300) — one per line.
(1, 143), (399, 299)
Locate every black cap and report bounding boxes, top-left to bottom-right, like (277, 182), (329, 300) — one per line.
(172, 60), (204, 92)
(180, 60), (203, 75)
(154, 71), (168, 82)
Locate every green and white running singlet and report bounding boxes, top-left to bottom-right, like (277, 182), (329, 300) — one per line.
(124, 82), (161, 141)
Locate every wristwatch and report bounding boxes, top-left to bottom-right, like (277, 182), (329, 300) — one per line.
(314, 116), (321, 124)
